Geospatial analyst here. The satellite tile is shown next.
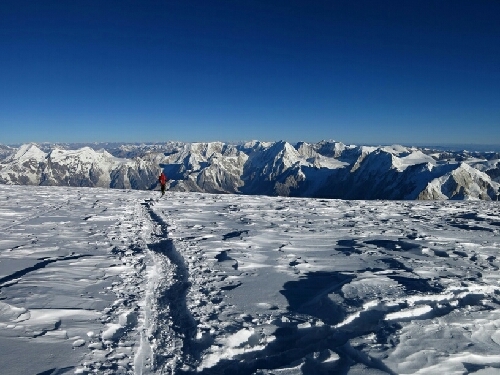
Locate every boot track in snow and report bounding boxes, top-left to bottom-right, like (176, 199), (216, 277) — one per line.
(142, 199), (197, 373)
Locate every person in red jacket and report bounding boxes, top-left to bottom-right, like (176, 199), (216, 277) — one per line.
(158, 172), (169, 196)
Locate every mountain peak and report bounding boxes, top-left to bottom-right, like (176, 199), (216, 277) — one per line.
(11, 143), (46, 162)
(0, 141), (499, 200)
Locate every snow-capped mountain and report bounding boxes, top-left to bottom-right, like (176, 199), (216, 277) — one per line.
(0, 141), (499, 200)
(0, 144), (159, 190)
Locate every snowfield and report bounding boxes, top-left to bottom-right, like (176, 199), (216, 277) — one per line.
(1, 185), (500, 375)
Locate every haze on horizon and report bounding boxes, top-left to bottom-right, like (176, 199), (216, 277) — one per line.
(1, 0), (499, 146)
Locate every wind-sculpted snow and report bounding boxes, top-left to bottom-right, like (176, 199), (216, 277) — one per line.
(1, 185), (500, 374)
(152, 193), (500, 374)
(1, 141), (499, 200)
(0, 185), (153, 374)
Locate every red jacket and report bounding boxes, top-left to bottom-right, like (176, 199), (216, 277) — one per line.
(159, 173), (168, 185)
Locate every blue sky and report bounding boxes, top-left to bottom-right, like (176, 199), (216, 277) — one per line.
(1, 0), (499, 146)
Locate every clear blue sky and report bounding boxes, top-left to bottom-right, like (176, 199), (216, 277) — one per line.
(1, 0), (499, 146)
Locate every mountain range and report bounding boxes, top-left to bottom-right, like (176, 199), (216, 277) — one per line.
(0, 141), (499, 200)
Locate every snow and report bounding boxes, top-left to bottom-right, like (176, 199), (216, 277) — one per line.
(1, 184), (500, 374)
(398, 150), (437, 170)
(9, 143), (46, 163)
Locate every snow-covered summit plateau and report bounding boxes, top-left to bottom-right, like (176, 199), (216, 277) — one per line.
(1, 184), (500, 374)
(1, 141), (499, 200)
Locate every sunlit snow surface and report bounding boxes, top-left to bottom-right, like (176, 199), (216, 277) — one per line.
(1, 185), (500, 374)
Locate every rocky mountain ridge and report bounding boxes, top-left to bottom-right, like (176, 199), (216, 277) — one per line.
(0, 141), (499, 200)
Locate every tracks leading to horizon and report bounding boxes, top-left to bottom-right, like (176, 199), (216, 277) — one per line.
(142, 199), (198, 374)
